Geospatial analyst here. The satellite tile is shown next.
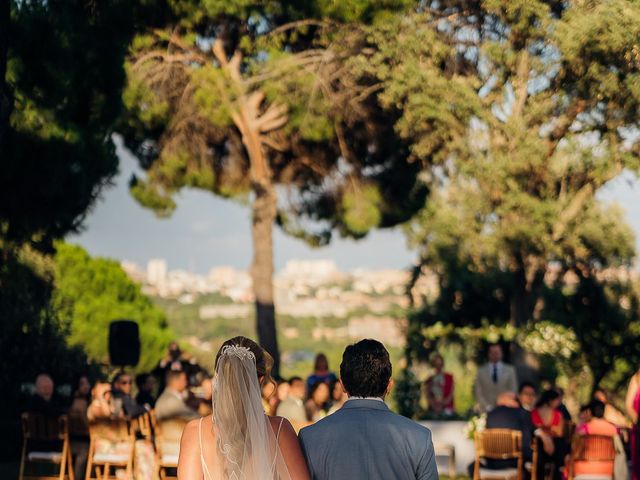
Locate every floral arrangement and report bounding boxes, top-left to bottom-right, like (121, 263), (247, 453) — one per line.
(463, 413), (487, 439)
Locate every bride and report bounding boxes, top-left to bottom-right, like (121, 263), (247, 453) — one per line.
(178, 336), (310, 479)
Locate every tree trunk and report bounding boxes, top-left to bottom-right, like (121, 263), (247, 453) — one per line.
(250, 179), (280, 376)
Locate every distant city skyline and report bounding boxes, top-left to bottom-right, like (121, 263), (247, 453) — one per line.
(70, 136), (640, 274)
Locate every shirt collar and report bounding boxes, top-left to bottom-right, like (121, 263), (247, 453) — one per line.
(346, 396), (385, 403)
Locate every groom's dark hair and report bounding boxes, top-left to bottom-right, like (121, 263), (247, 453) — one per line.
(340, 339), (392, 398)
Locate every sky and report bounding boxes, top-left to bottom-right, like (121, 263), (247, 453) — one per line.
(70, 137), (640, 274)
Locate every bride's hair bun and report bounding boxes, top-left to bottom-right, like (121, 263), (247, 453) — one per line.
(215, 336), (274, 388)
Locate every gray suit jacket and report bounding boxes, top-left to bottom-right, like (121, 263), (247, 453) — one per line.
(154, 389), (199, 421)
(299, 399), (438, 480)
(474, 362), (518, 412)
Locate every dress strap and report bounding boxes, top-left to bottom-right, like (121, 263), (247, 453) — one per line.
(276, 417), (285, 442)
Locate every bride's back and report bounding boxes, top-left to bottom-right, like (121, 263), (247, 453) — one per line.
(177, 337), (309, 480)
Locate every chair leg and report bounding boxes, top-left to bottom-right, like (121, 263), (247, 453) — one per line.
(60, 446), (67, 480)
(18, 440), (27, 480)
(68, 449), (76, 480)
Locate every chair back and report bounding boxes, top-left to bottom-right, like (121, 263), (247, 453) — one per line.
(476, 429), (523, 460)
(572, 434), (616, 462)
(21, 413), (68, 442)
(88, 418), (132, 443)
(156, 418), (190, 462)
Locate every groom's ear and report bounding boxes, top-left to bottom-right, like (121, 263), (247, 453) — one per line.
(385, 378), (394, 396)
(339, 378), (350, 397)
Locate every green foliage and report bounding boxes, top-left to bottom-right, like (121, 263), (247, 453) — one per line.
(394, 366), (421, 418)
(53, 243), (173, 372)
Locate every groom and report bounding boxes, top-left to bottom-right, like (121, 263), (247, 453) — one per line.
(299, 339), (438, 480)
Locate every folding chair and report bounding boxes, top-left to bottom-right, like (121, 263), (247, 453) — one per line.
(19, 413), (75, 480)
(85, 419), (134, 480)
(474, 429), (523, 480)
(567, 434), (616, 480)
(155, 418), (190, 480)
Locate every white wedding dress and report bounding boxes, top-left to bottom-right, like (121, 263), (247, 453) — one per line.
(198, 345), (291, 480)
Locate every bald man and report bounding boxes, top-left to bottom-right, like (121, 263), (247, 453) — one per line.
(26, 374), (64, 416)
(485, 391), (533, 469)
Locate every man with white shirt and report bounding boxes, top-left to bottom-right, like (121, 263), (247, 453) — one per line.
(276, 376), (309, 431)
(474, 343), (518, 412)
(300, 339), (438, 480)
(155, 370), (199, 421)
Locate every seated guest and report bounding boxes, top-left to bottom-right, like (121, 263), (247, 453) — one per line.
(25, 374), (64, 416)
(532, 389), (564, 438)
(486, 392), (534, 467)
(186, 376), (213, 417)
(155, 370), (199, 421)
(135, 373), (156, 409)
(88, 382), (121, 421)
(593, 387), (631, 428)
(306, 353), (337, 393)
(518, 382), (537, 412)
(328, 379), (348, 415)
(277, 377), (309, 431)
(532, 389), (567, 480)
(112, 371), (146, 419)
(571, 400), (619, 478)
(577, 404), (592, 426)
(424, 353), (454, 416)
(305, 381), (330, 423)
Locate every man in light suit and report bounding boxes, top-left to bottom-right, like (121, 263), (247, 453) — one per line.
(155, 370), (199, 421)
(474, 343), (518, 412)
(300, 339), (438, 480)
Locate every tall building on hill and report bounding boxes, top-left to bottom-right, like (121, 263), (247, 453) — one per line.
(147, 258), (168, 286)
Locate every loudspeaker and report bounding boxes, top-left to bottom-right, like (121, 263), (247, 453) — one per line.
(109, 320), (140, 367)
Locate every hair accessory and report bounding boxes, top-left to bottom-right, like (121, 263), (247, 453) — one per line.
(220, 344), (256, 361)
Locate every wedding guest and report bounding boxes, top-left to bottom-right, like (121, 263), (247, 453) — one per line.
(88, 382), (120, 420)
(152, 341), (202, 391)
(277, 379), (290, 404)
(112, 371), (146, 419)
(328, 379), (348, 415)
(474, 343), (518, 412)
(484, 392), (534, 471)
(625, 370), (640, 480)
(186, 377), (213, 417)
(305, 381), (330, 422)
(135, 373), (156, 409)
(594, 387), (631, 428)
(571, 400), (619, 478)
(578, 404), (592, 426)
(306, 353), (337, 393)
(277, 377), (308, 431)
(68, 375), (91, 480)
(518, 382), (537, 411)
(25, 374), (64, 416)
(531, 389), (566, 480)
(155, 370), (199, 421)
(424, 353), (454, 415)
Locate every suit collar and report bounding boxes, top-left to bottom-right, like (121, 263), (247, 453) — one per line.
(341, 398), (389, 411)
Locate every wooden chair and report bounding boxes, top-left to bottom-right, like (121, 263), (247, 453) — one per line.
(567, 434), (616, 480)
(19, 413), (75, 480)
(155, 418), (190, 480)
(85, 419), (134, 480)
(474, 429), (523, 480)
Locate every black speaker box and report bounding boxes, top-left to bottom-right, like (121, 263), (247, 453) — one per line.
(109, 320), (140, 367)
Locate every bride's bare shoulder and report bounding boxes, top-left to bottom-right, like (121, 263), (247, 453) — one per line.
(181, 415), (210, 445)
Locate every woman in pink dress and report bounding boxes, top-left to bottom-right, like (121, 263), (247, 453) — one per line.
(626, 371), (640, 480)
